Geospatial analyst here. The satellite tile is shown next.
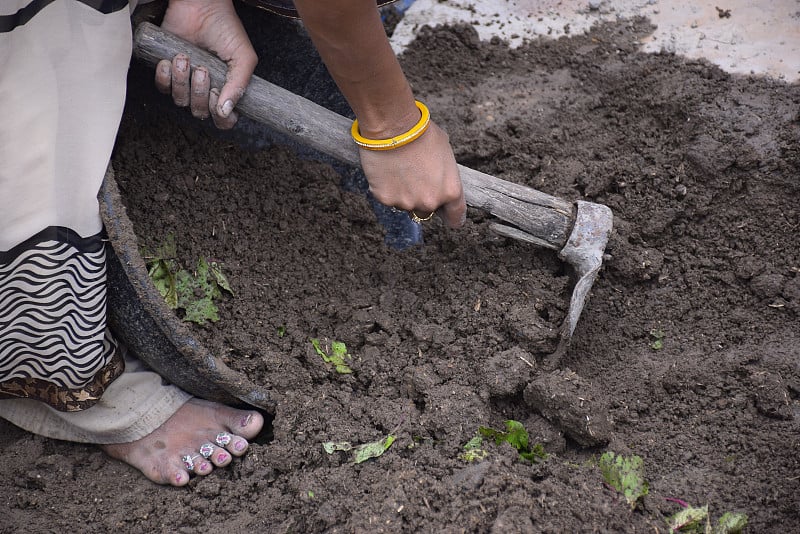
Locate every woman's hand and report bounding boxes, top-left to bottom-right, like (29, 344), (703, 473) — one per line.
(154, 0), (257, 129)
(292, 0), (466, 228)
(359, 121), (466, 228)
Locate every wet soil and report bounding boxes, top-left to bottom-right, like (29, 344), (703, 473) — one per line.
(2, 10), (799, 534)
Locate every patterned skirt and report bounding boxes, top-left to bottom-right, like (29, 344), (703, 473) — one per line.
(0, 228), (124, 411)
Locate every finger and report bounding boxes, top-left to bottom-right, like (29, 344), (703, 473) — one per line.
(209, 88), (238, 130)
(216, 45), (258, 120)
(171, 54), (190, 107)
(190, 66), (210, 119)
(155, 59), (172, 95)
(439, 184), (467, 229)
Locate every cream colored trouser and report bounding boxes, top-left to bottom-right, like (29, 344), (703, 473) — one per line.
(0, 352), (191, 444)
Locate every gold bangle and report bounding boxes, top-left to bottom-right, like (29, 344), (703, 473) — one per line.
(351, 100), (431, 151)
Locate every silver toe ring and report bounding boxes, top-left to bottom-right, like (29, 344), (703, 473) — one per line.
(215, 432), (232, 447)
(199, 443), (215, 459)
(182, 454), (200, 471)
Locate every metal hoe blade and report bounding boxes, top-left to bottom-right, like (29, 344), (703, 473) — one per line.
(491, 199), (613, 355)
(557, 201), (613, 344)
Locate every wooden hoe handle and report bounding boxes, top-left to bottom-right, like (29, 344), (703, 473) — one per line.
(133, 22), (576, 249)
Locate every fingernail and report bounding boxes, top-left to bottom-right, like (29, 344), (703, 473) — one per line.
(217, 452), (229, 463)
(194, 69), (206, 83)
(176, 57), (188, 71)
(240, 414), (252, 428)
(234, 440), (247, 452)
(221, 99), (234, 117)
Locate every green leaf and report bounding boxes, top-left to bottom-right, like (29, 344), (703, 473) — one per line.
(310, 338), (353, 374)
(464, 436), (483, 450)
(477, 420), (548, 463)
(650, 329), (665, 350)
(503, 420), (529, 451)
(354, 435), (395, 464)
(144, 237), (232, 325)
(599, 452), (649, 509)
(331, 341), (347, 358)
(519, 442), (548, 463)
(277, 325), (287, 338)
(715, 512), (748, 534)
(667, 504), (708, 533)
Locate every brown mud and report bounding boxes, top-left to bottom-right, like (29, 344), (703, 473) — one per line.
(2, 10), (799, 534)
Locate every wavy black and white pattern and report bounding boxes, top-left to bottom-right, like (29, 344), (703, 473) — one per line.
(0, 227), (116, 389)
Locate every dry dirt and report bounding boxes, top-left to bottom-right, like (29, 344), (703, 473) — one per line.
(2, 7), (799, 534)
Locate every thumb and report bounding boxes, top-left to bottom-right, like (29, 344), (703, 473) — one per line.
(216, 43), (258, 118)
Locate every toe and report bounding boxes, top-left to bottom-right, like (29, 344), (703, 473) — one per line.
(215, 406), (264, 440)
(236, 411), (264, 439)
(156, 457), (191, 487)
(172, 468), (191, 487)
(194, 458), (213, 476)
(211, 448), (231, 467)
(223, 434), (250, 457)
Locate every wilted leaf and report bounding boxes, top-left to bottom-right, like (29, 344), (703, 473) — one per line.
(323, 435), (395, 464)
(460, 436), (488, 462)
(175, 258), (222, 325)
(354, 435), (395, 464)
(715, 511), (747, 534)
(667, 504), (708, 533)
(210, 261), (233, 294)
(148, 259), (178, 309)
(599, 452), (649, 509)
(145, 241), (233, 325)
(322, 441), (353, 454)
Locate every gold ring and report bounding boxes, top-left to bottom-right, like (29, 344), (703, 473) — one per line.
(410, 211), (435, 224)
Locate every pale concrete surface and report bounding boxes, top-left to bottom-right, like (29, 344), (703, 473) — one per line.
(391, 0), (800, 82)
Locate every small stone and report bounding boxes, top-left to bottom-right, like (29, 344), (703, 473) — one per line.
(750, 273), (785, 299)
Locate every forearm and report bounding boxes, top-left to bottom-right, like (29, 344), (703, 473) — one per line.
(292, 0), (418, 139)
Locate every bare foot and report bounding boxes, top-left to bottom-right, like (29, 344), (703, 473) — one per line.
(102, 398), (263, 486)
